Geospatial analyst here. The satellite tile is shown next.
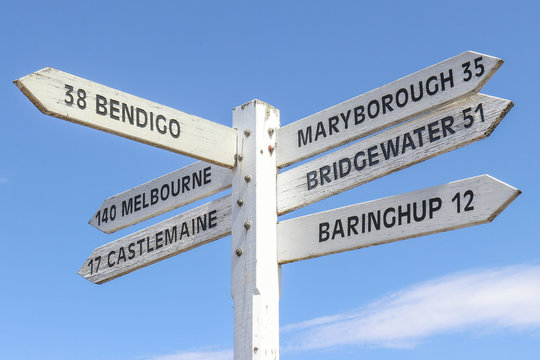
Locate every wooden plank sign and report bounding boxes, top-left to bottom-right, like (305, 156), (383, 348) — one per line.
(276, 51), (503, 167)
(277, 94), (513, 214)
(90, 161), (232, 233)
(14, 68), (237, 167)
(278, 175), (520, 264)
(79, 195), (231, 284)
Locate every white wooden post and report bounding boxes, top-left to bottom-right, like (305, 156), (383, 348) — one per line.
(231, 100), (281, 359)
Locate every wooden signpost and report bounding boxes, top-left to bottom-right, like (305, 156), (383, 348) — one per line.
(277, 175), (520, 264)
(90, 161), (232, 233)
(16, 51), (521, 360)
(14, 68), (237, 168)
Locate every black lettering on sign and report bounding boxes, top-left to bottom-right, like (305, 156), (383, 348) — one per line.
(318, 195), (448, 241)
(94, 205), (117, 226)
(64, 84), (86, 109)
(319, 222), (330, 242)
(452, 190), (474, 213)
(462, 56), (485, 82)
(304, 111), (462, 191)
(93, 94), (181, 139)
(295, 66), (462, 149)
(64, 84), (74, 105)
(463, 103), (485, 129)
(87, 256), (102, 275)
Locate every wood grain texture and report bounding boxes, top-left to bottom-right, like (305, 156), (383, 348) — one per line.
(276, 51), (503, 167)
(79, 194), (231, 284)
(14, 68), (237, 167)
(231, 100), (280, 360)
(277, 94), (513, 215)
(277, 175), (520, 264)
(90, 161), (232, 233)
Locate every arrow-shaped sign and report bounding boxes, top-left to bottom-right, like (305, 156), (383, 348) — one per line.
(14, 68), (237, 168)
(276, 51), (503, 167)
(277, 94), (513, 215)
(79, 195), (231, 284)
(90, 161), (232, 233)
(278, 175), (520, 264)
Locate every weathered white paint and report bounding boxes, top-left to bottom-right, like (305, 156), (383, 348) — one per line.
(276, 51), (503, 167)
(90, 161), (232, 233)
(278, 175), (520, 264)
(79, 195), (231, 284)
(231, 100), (280, 359)
(14, 68), (237, 167)
(277, 94), (513, 215)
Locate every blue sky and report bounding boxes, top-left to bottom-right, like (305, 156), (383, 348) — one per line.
(2, 1), (540, 359)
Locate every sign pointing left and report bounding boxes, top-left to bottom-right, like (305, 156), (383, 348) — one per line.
(79, 194), (232, 284)
(14, 68), (237, 168)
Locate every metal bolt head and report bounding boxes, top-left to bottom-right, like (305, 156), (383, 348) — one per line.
(237, 199), (244, 206)
(244, 129), (251, 137)
(244, 221), (251, 230)
(268, 145), (274, 154)
(237, 154), (243, 161)
(244, 175), (251, 182)
(267, 128), (274, 136)
(236, 248), (243, 256)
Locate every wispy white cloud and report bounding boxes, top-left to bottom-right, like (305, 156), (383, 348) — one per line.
(143, 263), (540, 359)
(145, 348), (233, 360)
(282, 263), (540, 351)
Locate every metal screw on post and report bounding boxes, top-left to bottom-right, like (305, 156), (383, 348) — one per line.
(244, 221), (251, 230)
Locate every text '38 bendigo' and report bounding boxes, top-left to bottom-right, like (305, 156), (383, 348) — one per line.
(14, 68), (236, 167)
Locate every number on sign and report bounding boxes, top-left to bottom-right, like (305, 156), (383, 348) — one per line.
(462, 103), (485, 129)
(452, 190), (474, 213)
(64, 84), (86, 109)
(94, 205), (117, 226)
(87, 256), (102, 275)
(462, 56), (485, 82)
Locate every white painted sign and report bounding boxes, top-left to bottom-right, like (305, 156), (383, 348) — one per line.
(14, 68), (237, 167)
(277, 175), (520, 263)
(79, 195), (231, 284)
(277, 94), (513, 214)
(90, 161), (232, 233)
(276, 51), (503, 167)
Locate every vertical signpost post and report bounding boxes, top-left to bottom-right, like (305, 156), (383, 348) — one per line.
(231, 100), (280, 359)
(15, 51), (521, 360)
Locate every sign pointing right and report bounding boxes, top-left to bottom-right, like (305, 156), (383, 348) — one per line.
(277, 175), (520, 264)
(277, 51), (503, 167)
(277, 93), (513, 215)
